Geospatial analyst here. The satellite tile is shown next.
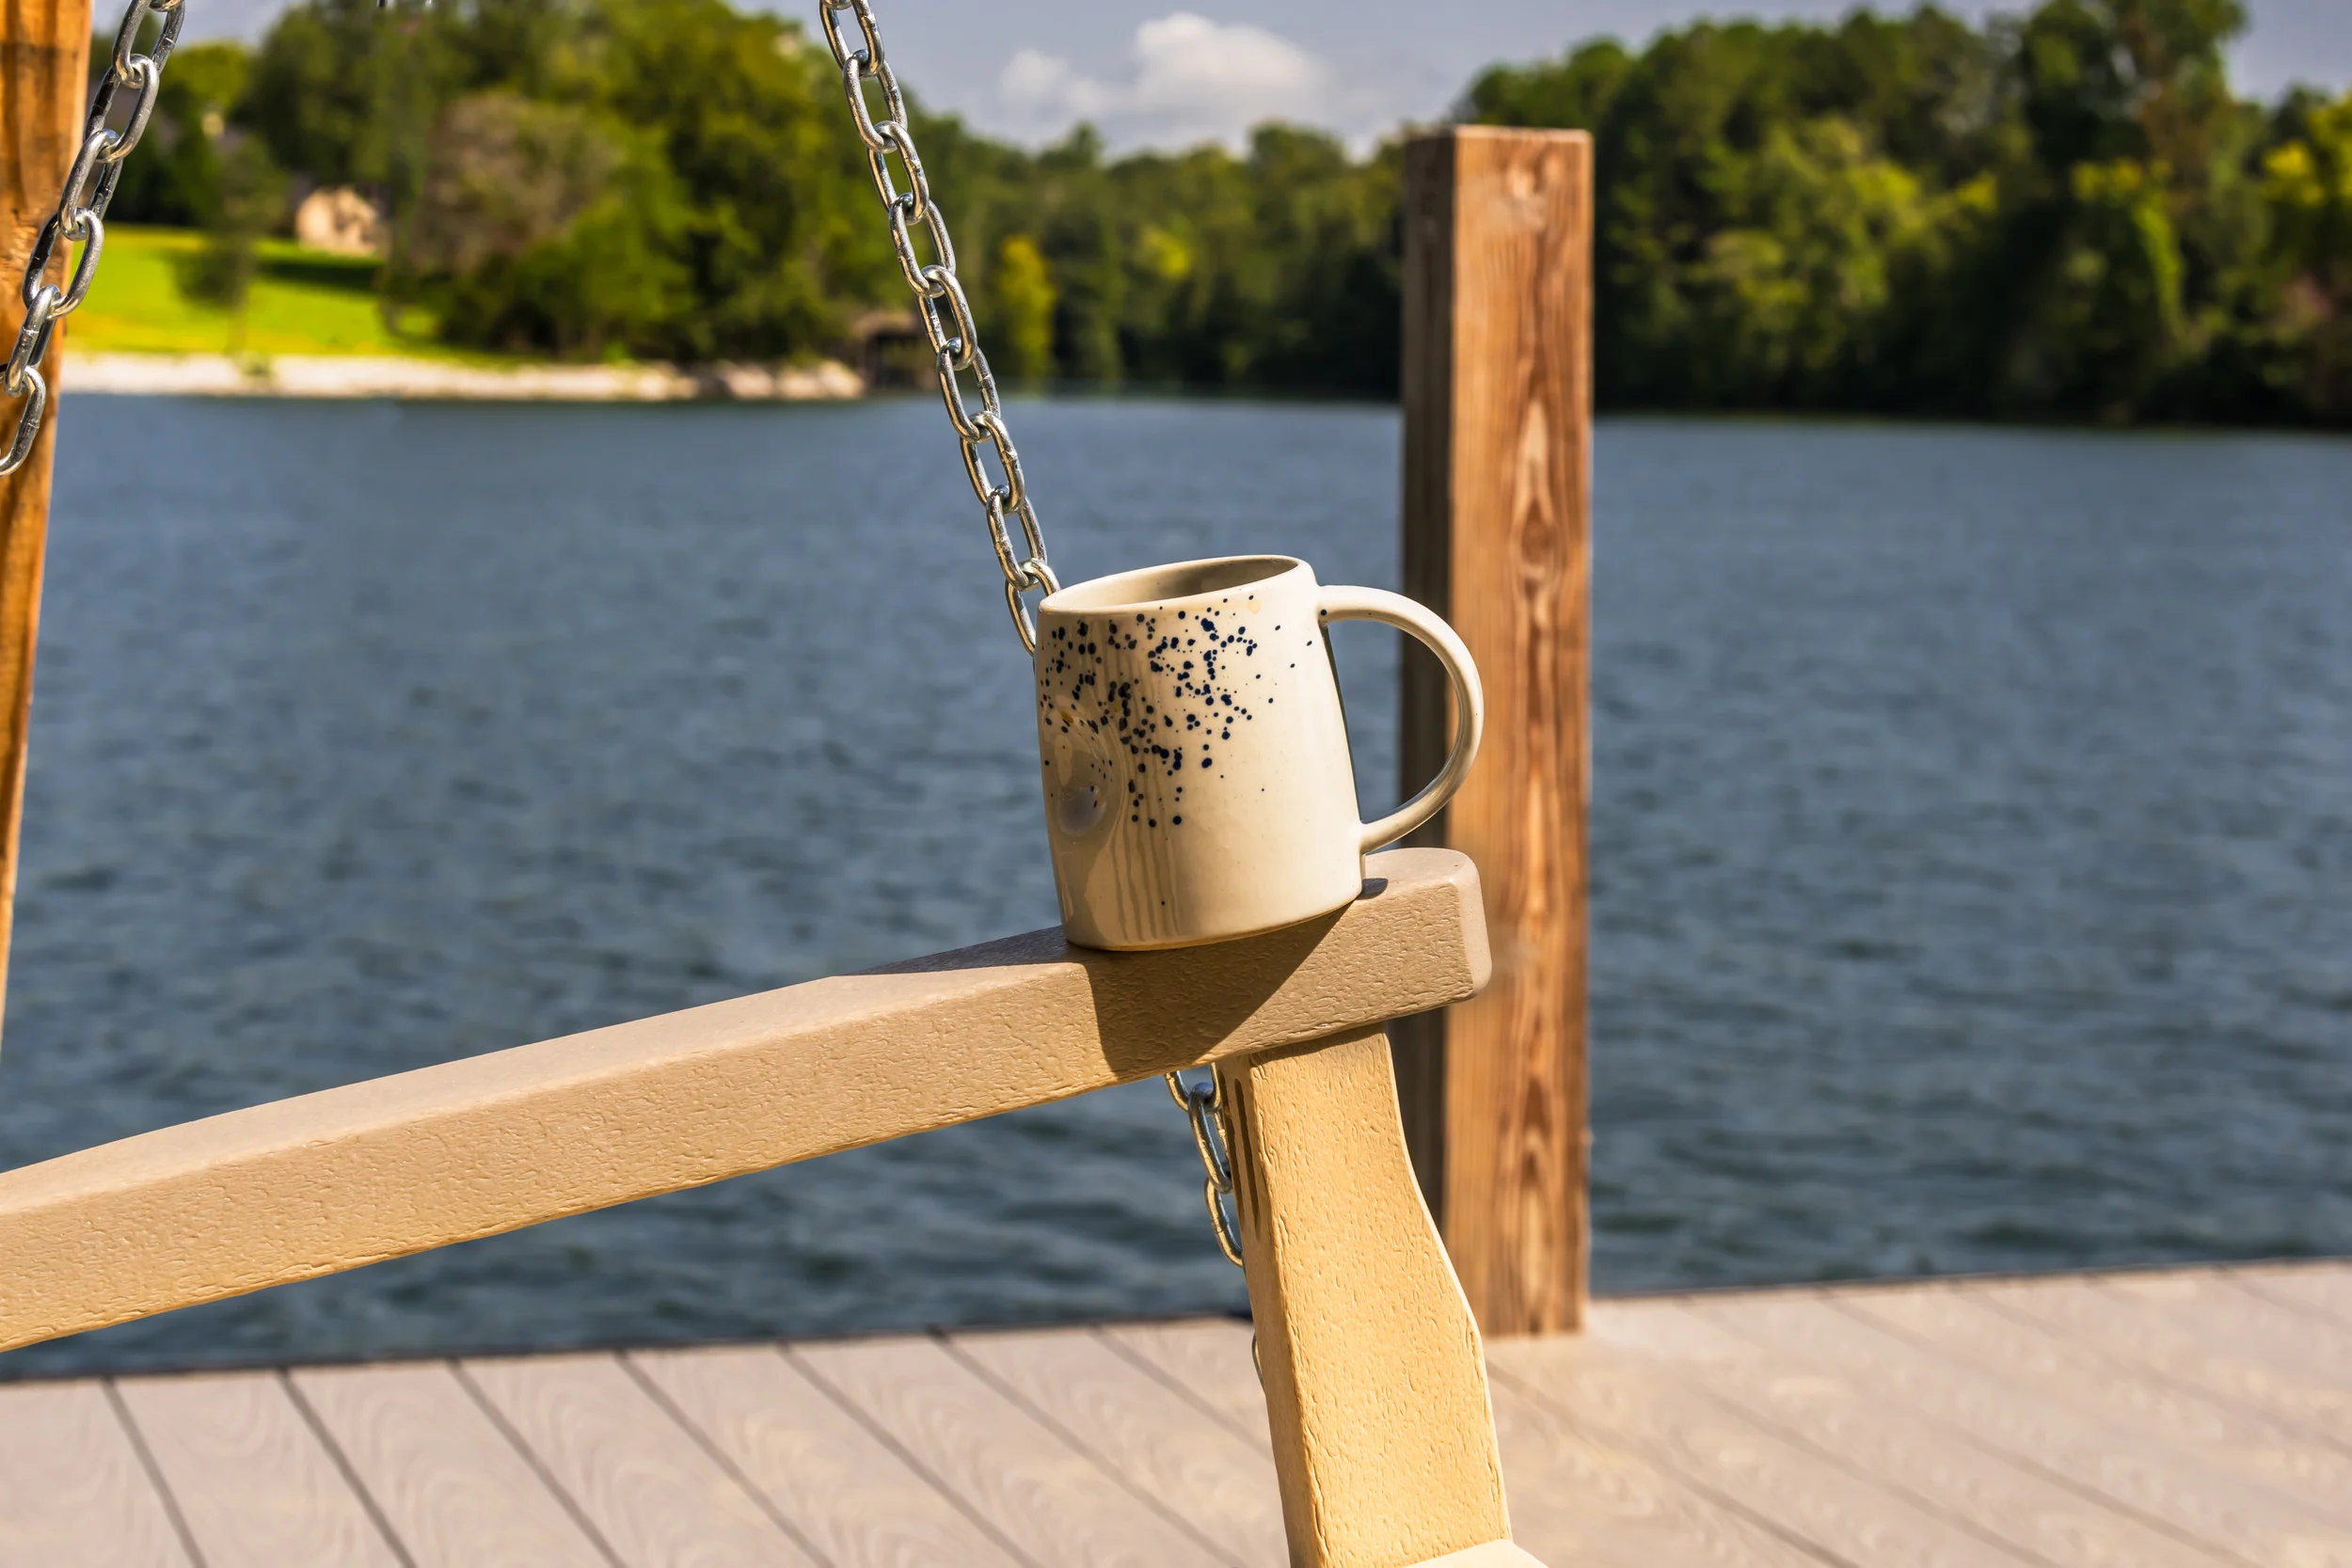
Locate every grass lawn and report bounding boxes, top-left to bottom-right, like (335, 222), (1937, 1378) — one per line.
(64, 225), (480, 359)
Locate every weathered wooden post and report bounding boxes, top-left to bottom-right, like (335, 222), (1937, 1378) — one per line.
(1393, 127), (1595, 1338)
(0, 0), (93, 1047)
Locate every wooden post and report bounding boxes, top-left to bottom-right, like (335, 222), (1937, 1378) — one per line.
(0, 0), (91, 1049)
(1393, 127), (1594, 1338)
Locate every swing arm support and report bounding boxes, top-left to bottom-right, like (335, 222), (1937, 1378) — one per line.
(0, 849), (1488, 1359)
(1221, 1026), (1518, 1568)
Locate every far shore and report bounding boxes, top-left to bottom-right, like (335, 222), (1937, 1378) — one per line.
(60, 352), (866, 403)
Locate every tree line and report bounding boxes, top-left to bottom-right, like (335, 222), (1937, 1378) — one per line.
(108, 0), (2352, 425)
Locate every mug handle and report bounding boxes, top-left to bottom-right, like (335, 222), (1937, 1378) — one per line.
(1317, 585), (1486, 854)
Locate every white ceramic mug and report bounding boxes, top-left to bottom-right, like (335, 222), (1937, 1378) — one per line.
(1033, 555), (1483, 950)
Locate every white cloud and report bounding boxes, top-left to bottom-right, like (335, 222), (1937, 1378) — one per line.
(1000, 47), (1109, 123)
(1128, 14), (1329, 135)
(997, 12), (1333, 150)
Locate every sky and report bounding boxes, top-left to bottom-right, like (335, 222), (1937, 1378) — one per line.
(187, 0), (2352, 152)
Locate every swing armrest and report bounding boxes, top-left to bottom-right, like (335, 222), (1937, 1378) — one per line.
(0, 847), (1487, 1356)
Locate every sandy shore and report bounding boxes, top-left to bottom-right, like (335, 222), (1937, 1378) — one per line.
(60, 352), (866, 402)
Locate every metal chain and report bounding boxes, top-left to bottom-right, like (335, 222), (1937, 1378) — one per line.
(1166, 1070), (1247, 1269)
(820, 0), (1248, 1280)
(1171, 1070), (1263, 1386)
(816, 0), (1057, 654)
(2, 0), (186, 477)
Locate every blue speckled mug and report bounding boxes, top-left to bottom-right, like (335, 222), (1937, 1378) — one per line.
(1033, 555), (1483, 951)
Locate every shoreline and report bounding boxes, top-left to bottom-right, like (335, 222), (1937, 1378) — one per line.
(59, 352), (866, 403)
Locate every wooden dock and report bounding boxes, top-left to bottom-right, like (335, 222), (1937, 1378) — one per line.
(2, 1258), (2348, 1567)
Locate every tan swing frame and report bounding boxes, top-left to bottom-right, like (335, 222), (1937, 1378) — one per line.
(0, 849), (1545, 1567)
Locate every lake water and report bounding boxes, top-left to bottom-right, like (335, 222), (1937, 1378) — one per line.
(3, 398), (2348, 1377)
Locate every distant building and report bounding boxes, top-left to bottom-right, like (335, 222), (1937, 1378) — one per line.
(294, 187), (386, 258)
(851, 308), (925, 389)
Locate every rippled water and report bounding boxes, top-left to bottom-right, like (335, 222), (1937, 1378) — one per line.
(3, 400), (2346, 1376)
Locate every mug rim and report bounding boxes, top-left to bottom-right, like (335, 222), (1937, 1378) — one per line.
(1039, 554), (1309, 616)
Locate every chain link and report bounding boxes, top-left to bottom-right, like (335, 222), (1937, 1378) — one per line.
(1166, 1070), (1247, 1269)
(2, 0), (185, 477)
(813, 0), (1251, 1278)
(817, 0), (1057, 653)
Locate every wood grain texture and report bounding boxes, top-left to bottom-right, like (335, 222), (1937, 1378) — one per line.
(1491, 1327), (2032, 1568)
(1103, 1316), (1804, 1568)
(1395, 126), (1594, 1338)
(793, 1334), (1222, 1568)
(0, 847), (1487, 1355)
(291, 1359), (612, 1568)
(1218, 1025), (1512, 1568)
(629, 1343), (1023, 1568)
(0, 1379), (191, 1567)
(951, 1324), (1287, 1567)
(1692, 1290), (2352, 1565)
(1600, 1297), (2236, 1566)
(461, 1351), (817, 1568)
(11, 1268), (2352, 1568)
(2112, 1268), (2352, 1404)
(2239, 1262), (2352, 1334)
(1841, 1280), (2352, 1522)
(113, 1370), (404, 1568)
(1099, 1318), (1275, 1449)
(0, 0), (90, 1048)
(1981, 1271), (2352, 1453)
(1484, 1373), (1823, 1568)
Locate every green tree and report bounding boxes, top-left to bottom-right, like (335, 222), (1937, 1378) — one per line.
(1462, 40), (1632, 131)
(1455, 0), (2351, 425)
(577, 0), (890, 359)
(103, 40), (252, 227)
(2003, 157), (2187, 416)
(241, 0), (458, 198)
(178, 135), (289, 354)
(88, 0), (2352, 423)
(993, 234), (1057, 380)
(409, 90), (690, 357)
(1682, 118), (1941, 404)
(2258, 91), (2352, 417)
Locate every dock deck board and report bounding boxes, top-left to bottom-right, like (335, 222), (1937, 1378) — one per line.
(5, 1259), (2349, 1568)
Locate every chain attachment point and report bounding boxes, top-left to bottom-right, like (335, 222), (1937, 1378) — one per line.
(1165, 1069), (1247, 1270)
(3, 0), (187, 477)
(1004, 554), (1057, 653)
